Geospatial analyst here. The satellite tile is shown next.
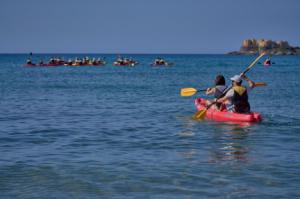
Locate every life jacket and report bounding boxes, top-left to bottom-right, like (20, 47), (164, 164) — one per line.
(232, 86), (250, 113)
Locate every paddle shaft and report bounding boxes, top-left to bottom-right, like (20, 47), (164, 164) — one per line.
(241, 53), (266, 75)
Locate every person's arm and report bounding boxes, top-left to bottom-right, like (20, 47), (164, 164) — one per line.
(206, 87), (216, 95)
(241, 74), (255, 88)
(216, 88), (233, 103)
(215, 95), (228, 103)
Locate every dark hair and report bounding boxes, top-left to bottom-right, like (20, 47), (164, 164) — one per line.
(215, 75), (226, 86)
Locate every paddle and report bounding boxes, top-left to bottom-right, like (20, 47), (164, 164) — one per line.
(181, 82), (267, 97)
(254, 82), (267, 87)
(180, 88), (207, 97)
(193, 52), (266, 120)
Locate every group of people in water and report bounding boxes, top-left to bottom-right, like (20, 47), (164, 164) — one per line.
(65, 57), (106, 66)
(26, 56), (172, 66)
(153, 57), (169, 65)
(26, 57), (105, 66)
(113, 57), (139, 66)
(205, 73), (256, 114)
(26, 57), (65, 65)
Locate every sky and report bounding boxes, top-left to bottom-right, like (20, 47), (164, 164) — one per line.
(0, 0), (299, 54)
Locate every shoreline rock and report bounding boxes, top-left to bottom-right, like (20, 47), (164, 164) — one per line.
(228, 39), (300, 55)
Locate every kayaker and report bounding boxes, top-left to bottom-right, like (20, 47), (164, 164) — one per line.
(49, 57), (54, 64)
(26, 58), (32, 64)
(67, 59), (72, 65)
(155, 58), (160, 65)
(91, 58), (96, 65)
(205, 75), (227, 110)
(116, 57), (123, 64)
(264, 58), (271, 66)
(216, 74), (255, 113)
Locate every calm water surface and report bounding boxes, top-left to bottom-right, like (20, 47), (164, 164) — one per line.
(0, 54), (299, 198)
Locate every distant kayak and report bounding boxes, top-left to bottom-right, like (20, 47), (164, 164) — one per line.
(151, 57), (173, 66)
(24, 63), (62, 67)
(195, 98), (262, 123)
(67, 62), (105, 66)
(113, 61), (138, 66)
(150, 62), (173, 66)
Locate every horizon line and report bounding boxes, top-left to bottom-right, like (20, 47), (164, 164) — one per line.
(0, 52), (230, 55)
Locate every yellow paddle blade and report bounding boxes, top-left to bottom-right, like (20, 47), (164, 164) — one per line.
(193, 109), (207, 120)
(255, 82), (267, 87)
(180, 88), (197, 97)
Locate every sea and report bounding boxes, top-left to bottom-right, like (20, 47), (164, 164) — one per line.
(0, 54), (299, 198)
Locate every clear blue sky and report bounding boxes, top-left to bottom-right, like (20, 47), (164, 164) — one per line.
(0, 0), (299, 54)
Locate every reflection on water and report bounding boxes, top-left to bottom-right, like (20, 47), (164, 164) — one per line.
(177, 115), (198, 138)
(209, 123), (251, 163)
(176, 116), (254, 164)
(177, 113), (255, 164)
(174, 118), (254, 199)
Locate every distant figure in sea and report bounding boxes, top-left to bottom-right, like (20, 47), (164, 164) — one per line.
(205, 75), (227, 110)
(264, 58), (271, 66)
(216, 74), (255, 113)
(49, 57), (55, 64)
(67, 59), (73, 65)
(26, 58), (32, 64)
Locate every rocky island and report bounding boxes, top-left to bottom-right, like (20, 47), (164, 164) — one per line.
(229, 39), (300, 55)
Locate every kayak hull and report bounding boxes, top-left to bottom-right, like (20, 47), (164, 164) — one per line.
(195, 98), (262, 123)
(24, 63), (62, 67)
(151, 62), (173, 66)
(68, 63), (105, 66)
(113, 62), (137, 66)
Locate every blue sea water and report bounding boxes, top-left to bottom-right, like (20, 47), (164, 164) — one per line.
(0, 54), (300, 198)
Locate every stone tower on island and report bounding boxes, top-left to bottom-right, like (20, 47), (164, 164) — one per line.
(229, 39), (300, 55)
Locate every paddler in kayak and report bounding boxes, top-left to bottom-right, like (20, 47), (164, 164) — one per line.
(205, 75), (227, 110)
(154, 57), (165, 65)
(96, 58), (102, 64)
(66, 59), (73, 65)
(215, 74), (255, 113)
(49, 57), (54, 64)
(263, 58), (271, 66)
(26, 58), (33, 64)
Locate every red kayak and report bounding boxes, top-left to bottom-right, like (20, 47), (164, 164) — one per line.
(24, 63), (62, 67)
(195, 98), (262, 123)
(113, 61), (137, 66)
(150, 62), (173, 66)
